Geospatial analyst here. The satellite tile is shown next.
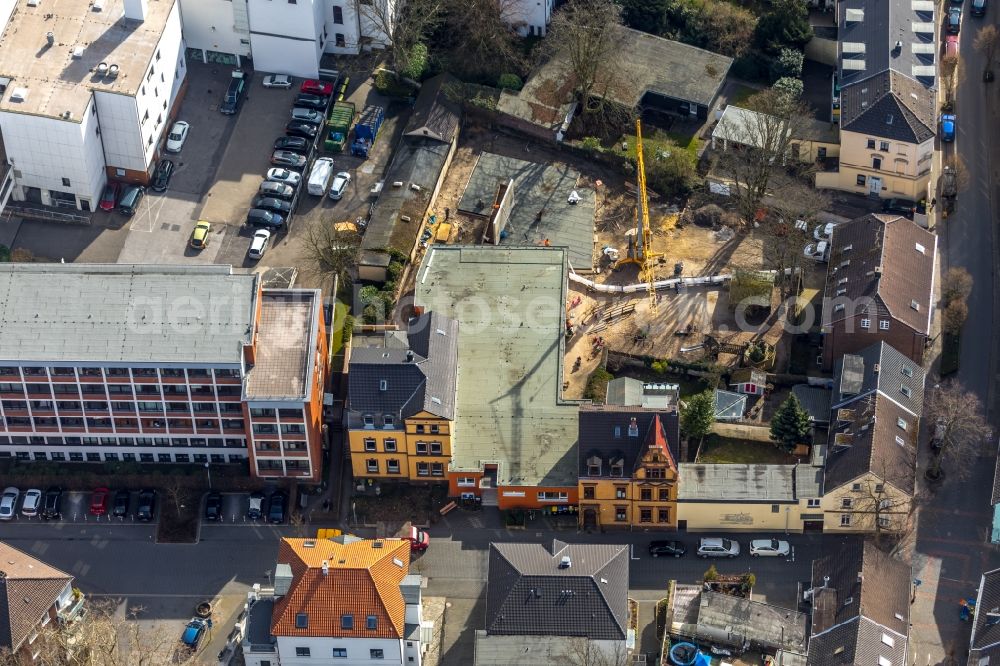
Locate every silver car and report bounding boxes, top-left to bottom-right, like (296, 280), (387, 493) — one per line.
(0, 487), (19, 521)
(749, 539), (790, 557)
(696, 537), (740, 558)
(291, 107), (324, 124)
(266, 168), (302, 188)
(328, 171), (351, 200)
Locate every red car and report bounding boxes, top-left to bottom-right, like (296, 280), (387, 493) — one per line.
(89, 487), (110, 516)
(99, 182), (119, 212)
(300, 79), (333, 96)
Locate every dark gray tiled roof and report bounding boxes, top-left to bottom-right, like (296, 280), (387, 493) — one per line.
(970, 568), (1000, 658)
(831, 341), (926, 416)
(403, 73), (461, 144)
(577, 406), (680, 479)
(791, 385), (832, 424)
(485, 541), (629, 640)
(841, 72), (935, 143)
(826, 393), (917, 494)
(348, 312), (459, 420)
(808, 617), (909, 666)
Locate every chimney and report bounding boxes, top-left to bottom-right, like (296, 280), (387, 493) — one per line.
(823, 575), (830, 588)
(406, 350), (414, 362)
(322, 560), (329, 576)
(558, 555), (572, 569)
(123, 0), (148, 21)
(273, 563), (293, 596)
(46, 32), (54, 47)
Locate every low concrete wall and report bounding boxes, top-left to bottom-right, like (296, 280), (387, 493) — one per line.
(710, 422), (773, 442)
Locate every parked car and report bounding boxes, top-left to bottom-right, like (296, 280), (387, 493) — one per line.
(813, 222), (835, 241)
(945, 34), (959, 57)
(247, 491), (264, 520)
(803, 240), (830, 263)
(328, 171), (351, 200)
(697, 537), (740, 558)
(269, 491), (287, 524)
(99, 182), (120, 211)
(972, 0), (987, 15)
(307, 157), (335, 196)
(137, 489), (156, 521)
(165, 121), (190, 153)
(294, 93), (328, 110)
(150, 159), (175, 193)
(89, 487), (110, 516)
(291, 107), (324, 125)
(42, 487), (62, 520)
(266, 168), (302, 187)
(0, 488), (18, 521)
(882, 198), (917, 218)
(262, 74), (292, 89)
(220, 71), (247, 115)
(190, 220), (211, 250)
(285, 120), (319, 139)
(749, 539), (791, 557)
(648, 540), (687, 558)
(273, 136), (310, 154)
(117, 185), (144, 216)
(940, 113), (956, 142)
(301, 79), (334, 96)
(250, 196), (292, 215)
(113, 489), (130, 518)
(248, 229), (271, 260)
(205, 492), (222, 521)
(258, 181), (295, 200)
(181, 618), (208, 649)
(271, 150), (307, 169)
(947, 6), (962, 33)
(21, 489), (42, 517)
(247, 208), (285, 229)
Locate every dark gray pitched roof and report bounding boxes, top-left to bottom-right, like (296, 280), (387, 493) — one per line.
(403, 73), (461, 144)
(791, 385), (832, 424)
(831, 341), (926, 416)
(485, 541), (629, 640)
(348, 312), (459, 420)
(837, 0), (936, 142)
(808, 616), (909, 666)
(970, 568), (1000, 658)
(578, 406), (680, 479)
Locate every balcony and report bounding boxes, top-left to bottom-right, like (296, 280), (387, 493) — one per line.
(57, 591), (85, 625)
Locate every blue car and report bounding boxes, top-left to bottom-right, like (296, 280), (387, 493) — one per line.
(181, 618), (208, 649)
(941, 114), (956, 141)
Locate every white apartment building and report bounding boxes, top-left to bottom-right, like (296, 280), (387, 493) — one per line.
(0, 0), (186, 211)
(507, 0), (554, 37)
(178, 0), (396, 79)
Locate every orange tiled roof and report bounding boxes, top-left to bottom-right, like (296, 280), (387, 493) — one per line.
(644, 414), (677, 471)
(271, 538), (411, 639)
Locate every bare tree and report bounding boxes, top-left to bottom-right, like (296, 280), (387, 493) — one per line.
(944, 154), (971, 192)
(940, 54), (962, 104)
(359, 0), (444, 81)
(559, 637), (630, 665)
(163, 479), (190, 518)
(942, 266), (974, 303)
(924, 380), (993, 480)
(941, 299), (969, 335)
(976, 25), (1000, 76)
(716, 87), (815, 226)
(301, 220), (361, 287)
(546, 0), (625, 114)
(847, 463), (919, 554)
(440, 0), (524, 80)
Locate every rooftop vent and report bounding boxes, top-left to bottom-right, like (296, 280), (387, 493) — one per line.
(46, 32), (54, 47)
(558, 556), (572, 569)
(97, 62), (108, 76)
(406, 350), (414, 362)
(93, 0), (104, 10)
(845, 7), (864, 21)
(371, 541), (383, 548)
(321, 560), (329, 575)
(393, 557), (404, 568)
(27, 0), (39, 7)
(894, 40), (903, 50)
(72, 46), (84, 58)
(303, 540), (316, 548)
(9, 88), (28, 103)
(107, 64), (119, 79)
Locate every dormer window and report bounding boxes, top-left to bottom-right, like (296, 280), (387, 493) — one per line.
(627, 418), (639, 437)
(587, 455), (602, 477)
(379, 379), (388, 391)
(383, 415), (394, 428)
(610, 460), (624, 477)
(363, 415), (374, 428)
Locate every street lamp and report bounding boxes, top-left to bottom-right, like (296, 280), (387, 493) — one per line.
(205, 462), (212, 489)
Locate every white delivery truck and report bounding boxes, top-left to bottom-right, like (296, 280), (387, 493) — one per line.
(307, 157), (335, 196)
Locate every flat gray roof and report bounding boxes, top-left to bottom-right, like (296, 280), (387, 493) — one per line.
(414, 246), (581, 487)
(678, 463), (796, 502)
(245, 291), (319, 400)
(0, 264), (256, 365)
(458, 152), (595, 270)
(697, 591), (808, 655)
(475, 633), (617, 665)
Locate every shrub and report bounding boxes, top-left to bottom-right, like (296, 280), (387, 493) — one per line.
(497, 73), (523, 91)
(584, 368), (614, 402)
(771, 48), (804, 80)
(374, 70), (416, 98)
(387, 261), (406, 283)
(402, 43), (429, 81)
(651, 360), (669, 374)
(581, 136), (603, 151)
(773, 76), (804, 101)
(703, 564), (719, 582)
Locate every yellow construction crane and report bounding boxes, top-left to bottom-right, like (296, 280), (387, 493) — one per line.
(615, 118), (662, 312)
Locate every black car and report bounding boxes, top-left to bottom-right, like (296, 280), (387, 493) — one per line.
(882, 198), (917, 219)
(150, 159), (174, 193)
(41, 487), (62, 520)
(112, 489), (130, 518)
(648, 540), (687, 558)
(269, 491), (287, 524)
(247, 491), (265, 520)
(274, 136), (310, 154)
(251, 196), (293, 214)
(294, 93), (328, 111)
(136, 489), (156, 522)
(205, 491), (222, 522)
(285, 120), (319, 139)
(247, 208), (286, 229)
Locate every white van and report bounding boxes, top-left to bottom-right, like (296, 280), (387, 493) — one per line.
(307, 157), (334, 196)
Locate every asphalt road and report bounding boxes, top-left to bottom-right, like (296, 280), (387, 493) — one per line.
(907, 6), (1000, 664)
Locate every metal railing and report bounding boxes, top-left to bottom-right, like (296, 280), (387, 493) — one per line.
(1, 205), (90, 226)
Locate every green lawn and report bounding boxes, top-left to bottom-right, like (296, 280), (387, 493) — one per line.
(622, 127), (702, 163)
(696, 434), (796, 464)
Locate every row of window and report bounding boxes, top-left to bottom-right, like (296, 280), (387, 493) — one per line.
(0, 435), (245, 447)
(0, 367), (240, 380)
(290, 646), (406, 660)
(1, 398), (243, 411)
(363, 439), (442, 455)
(255, 440), (308, 453)
(249, 408), (305, 419)
(0, 383), (243, 399)
(256, 459), (311, 473)
(365, 459), (444, 476)
(838, 513), (890, 528)
(253, 424), (307, 436)
(585, 464), (669, 479)
(607, 506), (671, 523)
(2, 416), (244, 431)
(0, 451), (244, 464)
(582, 486), (671, 501)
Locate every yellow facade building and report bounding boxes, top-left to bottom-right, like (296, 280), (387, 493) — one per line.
(346, 313), (459, 483)
(577, 407), (680, 531)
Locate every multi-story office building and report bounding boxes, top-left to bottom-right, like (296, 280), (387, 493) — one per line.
(0, 264), (326, 482)
(0, 0), (187, 210)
